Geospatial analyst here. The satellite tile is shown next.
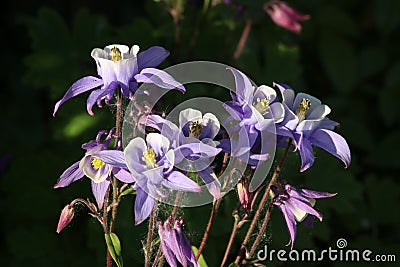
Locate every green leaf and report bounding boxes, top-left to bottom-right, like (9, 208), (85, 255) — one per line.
(119, 187), (136, 197)
(191, 246), (208, 267)
(228, 263), (240, 267)
(105, 233), (123, 267)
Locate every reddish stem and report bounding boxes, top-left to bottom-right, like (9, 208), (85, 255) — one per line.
(233, 19), (253, 60)
(234, 142), (291, 264)
(196, 200), (220, 259)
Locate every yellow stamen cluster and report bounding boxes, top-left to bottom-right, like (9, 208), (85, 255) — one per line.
(142, 148), (158, 169)
(91, 158), (106, 169)
(189, 121), (203, 139)
(296, 98), (311, 122)
(109, 47), (122, 62)
(254, 98), (270, 115)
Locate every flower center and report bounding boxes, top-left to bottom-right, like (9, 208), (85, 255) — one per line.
(296, 98), (311, 122)
(142, 148), (158, 169)
(109, 47), (122, 62)
(91, 158), (105, 169)
(189, 121), (203, 138)
(254, 98), (270, 115)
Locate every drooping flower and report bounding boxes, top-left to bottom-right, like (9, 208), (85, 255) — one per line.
(56, 204), (75, 233)
(141, 108), (223, 199)
(237, 176), (254, 213)
(95, 133), (205, 225)
(222, 67), (284, 165)
(54, 129), (134, 209)
(274, 83), (351, 172)
(53, 44), (185, 116)
(263, 0), (310, 34)
(157, 216), (200, 267)
(271, 181), (336, 248)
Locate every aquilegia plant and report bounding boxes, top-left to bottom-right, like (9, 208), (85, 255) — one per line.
(53, 42), (350, 267)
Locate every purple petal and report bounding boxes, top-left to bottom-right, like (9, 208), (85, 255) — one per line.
(269, 102), (285, 122)
(142, 115), (179, 142)
(134, 186), (155, 225)
(279, 204), (297, 249)
(223, 102), (245, 121)
(159, 235), (178, 267)
(293, 133), (315, 172)
(198, 168), (221, 199)
(227, 67), (253, 104)
(273, 83), (293, 101)
(298, 188), (337, 199)
(91, 179), (110, 209)
(112, 167), (135, 183)
(279, 103), (299, 131)
(94, 150), (127, 169)
(163, 171), (202, 192)
(134, 68), (185, 92)
(144, 167), (165, 185)
(287, 197), (323, 222)
(137, 46), (170, 71)
(54, 161), (84, 188)
(86, 88), (104, 116)
(53, 76), (103, 116)
(173, 221), (199, 267)
(309, 129), (351, 169)
(174, 143), (222, 163)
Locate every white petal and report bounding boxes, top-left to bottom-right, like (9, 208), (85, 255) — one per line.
(146, 133), (170, 156)
(254, 85), (277, 101)
(179, 108), (203, 128)
(307, 104), (331, 120)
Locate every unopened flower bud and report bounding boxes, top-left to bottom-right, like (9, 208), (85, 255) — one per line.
(56, 204), (75, 233)
(237, 177), (253, 213)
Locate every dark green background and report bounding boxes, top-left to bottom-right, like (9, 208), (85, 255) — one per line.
(1, 0), (399, 266)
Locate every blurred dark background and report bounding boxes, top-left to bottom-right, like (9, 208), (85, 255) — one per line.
(1, 0), (399, 266)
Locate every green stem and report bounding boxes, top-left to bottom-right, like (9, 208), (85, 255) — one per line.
(234, 142), (291, 264)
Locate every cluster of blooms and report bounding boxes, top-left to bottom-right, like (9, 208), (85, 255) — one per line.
(54, 43), (350, 266)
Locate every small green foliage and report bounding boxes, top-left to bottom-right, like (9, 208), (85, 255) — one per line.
(119, 187), (136, 197)
(105, 233), (123, 267)
(192, 246), (208, 267)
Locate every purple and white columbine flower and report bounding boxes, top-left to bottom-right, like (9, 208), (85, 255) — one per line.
(53, 44), (185, 116)
(274, 83), (351, 172)
(54, 129), (134, 209)
(158, 216), (199, 267)
(222, 68), (284, 165)
(96, 133), (203, 225)
(271, 181), (336, 248)
(142, 108), (223, 199)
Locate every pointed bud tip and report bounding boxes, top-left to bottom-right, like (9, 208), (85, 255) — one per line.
(56, 204), (75, 234)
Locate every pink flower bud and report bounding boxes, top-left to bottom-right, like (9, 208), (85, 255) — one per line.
(264, 1), (310, 34)
(56, 204), (75, 233)
(237, 177), (253, 213)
